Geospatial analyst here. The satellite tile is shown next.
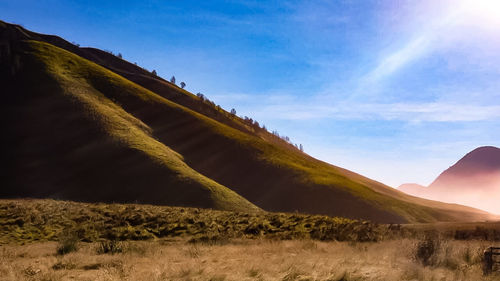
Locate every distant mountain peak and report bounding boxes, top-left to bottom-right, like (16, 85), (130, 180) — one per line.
(399, 146), (500, 214)
(458, 146), (500, 168)
(432, 146), (500, 182)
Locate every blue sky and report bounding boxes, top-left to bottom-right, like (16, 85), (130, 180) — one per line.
(2, 0), (500, 187)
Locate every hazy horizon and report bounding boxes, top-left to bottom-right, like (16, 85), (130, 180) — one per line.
(2, 0), (500, 187)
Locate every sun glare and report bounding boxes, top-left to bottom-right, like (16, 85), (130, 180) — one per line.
(459, 0), (500, 27)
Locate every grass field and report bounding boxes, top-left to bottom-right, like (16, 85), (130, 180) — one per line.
(1, 238), (499, 281)
(1, 199), (500, 280)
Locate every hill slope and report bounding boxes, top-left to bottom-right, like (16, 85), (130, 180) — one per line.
(398, 183), (427, 198)
(0, 20), (495, 223)
(1, 37), (259, 213)
(398, 146), (500, 215)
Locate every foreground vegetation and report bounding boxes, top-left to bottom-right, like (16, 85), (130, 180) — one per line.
(2, 199), (499, 245)
(1, 238), (499, 281)
(1, 199), (500, 280)
(0, 199), (386, 244)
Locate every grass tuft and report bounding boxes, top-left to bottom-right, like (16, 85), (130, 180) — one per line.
(56, 231), (79, 255)
(96, 240), (124, 254)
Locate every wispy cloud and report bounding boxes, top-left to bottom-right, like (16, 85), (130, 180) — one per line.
(361, 7), (463, 85)
(262, 102), (500, 122)
(360, 0), (500, 87)
(213, 92), (500, 123)
(363, 35), (432, 83)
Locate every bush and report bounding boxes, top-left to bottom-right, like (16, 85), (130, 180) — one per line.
(96, 240), (124, 254)
(415, 231), (441, 266)
(57, 233), (79, 255)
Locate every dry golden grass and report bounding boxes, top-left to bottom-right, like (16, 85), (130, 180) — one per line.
(1, 238), (498, 281)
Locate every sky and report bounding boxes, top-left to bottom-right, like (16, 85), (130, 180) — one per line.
(2, 0), (500, 187)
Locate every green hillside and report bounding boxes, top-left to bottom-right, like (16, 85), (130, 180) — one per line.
(1, 39), (259, 213)
(0, 21), (496, 223)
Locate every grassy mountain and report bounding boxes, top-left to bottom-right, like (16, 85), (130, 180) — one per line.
(0, 20), (496, 223)
(1, 26), (259, 213)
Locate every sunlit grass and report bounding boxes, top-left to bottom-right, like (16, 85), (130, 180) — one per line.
(1, 238), (498, 281)
(0, 199), (382, 244)
(22, 40), (260, 213)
